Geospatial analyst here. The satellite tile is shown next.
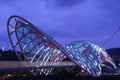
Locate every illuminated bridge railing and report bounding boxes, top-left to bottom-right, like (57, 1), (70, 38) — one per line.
(0, 61), (75, 72)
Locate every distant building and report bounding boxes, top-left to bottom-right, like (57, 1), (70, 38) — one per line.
(2, 46), (5, 52)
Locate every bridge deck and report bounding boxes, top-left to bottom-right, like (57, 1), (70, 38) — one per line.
(0, 61), (76, 72)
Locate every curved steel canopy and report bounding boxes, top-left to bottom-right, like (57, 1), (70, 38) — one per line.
(7, 15), (116, 76)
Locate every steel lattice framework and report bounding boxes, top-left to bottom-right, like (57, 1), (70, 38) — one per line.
(62, 41), (116, 76)
(7, 15), (116, 76)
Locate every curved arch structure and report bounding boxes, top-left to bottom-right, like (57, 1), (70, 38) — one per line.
(7, 15), (116, 76)
(7, 16), (66, 75)
(63, 41), (116, 76)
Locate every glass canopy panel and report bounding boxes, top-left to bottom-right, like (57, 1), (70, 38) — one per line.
(62, 41), (101, 76)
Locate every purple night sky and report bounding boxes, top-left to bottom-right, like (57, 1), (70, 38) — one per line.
(0, 0), (120, 50)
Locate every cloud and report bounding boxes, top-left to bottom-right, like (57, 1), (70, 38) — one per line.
(54, 0), (85, 7)
(0, 0), (120, 49)
(43, 0), (86, 11)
